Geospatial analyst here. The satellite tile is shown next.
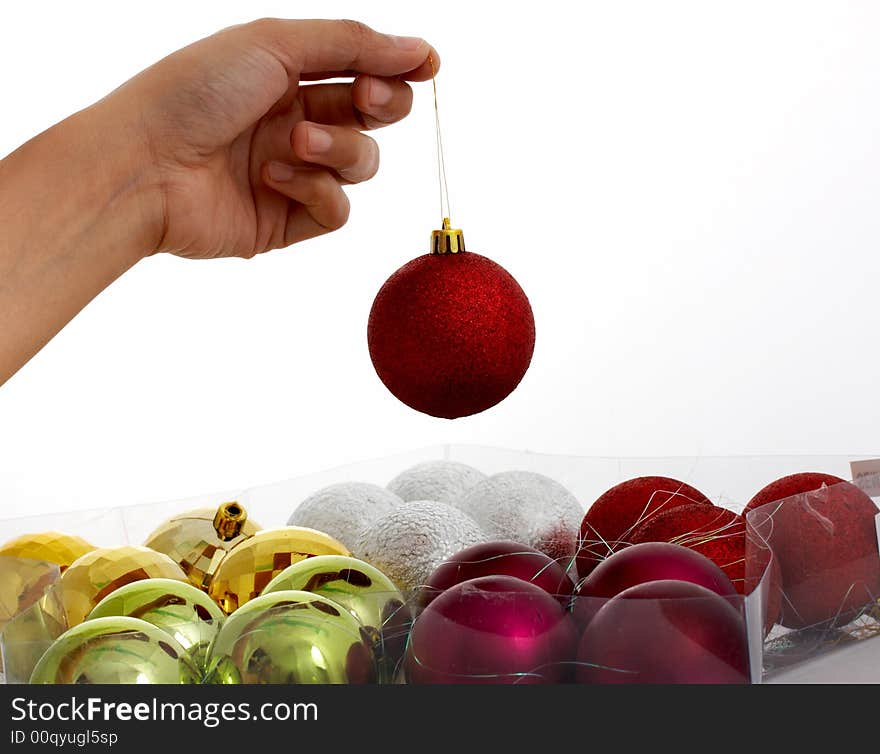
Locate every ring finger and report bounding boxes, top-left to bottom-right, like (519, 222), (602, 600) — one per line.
(291, 121), (380, 184)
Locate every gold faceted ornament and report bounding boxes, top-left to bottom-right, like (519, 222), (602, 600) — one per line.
(209, 527), (350, 614)
(60, 546), (189, 627)
(0, 532), (95, 572)
(144, 502), (260, 591)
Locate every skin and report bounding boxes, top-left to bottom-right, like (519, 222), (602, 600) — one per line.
(0, 18), (438, 386)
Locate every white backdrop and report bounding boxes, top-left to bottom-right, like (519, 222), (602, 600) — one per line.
(1, 1), (878, 517)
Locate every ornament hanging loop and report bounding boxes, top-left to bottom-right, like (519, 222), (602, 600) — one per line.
(428, 56), (464, 254)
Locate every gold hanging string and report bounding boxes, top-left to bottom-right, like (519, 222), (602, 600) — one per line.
(429, 55), (452, 224)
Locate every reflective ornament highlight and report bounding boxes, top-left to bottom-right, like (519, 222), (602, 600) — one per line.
(0, 532), (95, 572)
(204, 590), (376, 684)
(209, 527), (349, 614)
(263, 555), (410, 679)
(87, 578), (225, 670)
(30, 616), (200, 684)
(144, 502), (260, 591)
(60, 546), (189, 627)
(405, 575), (577, 684)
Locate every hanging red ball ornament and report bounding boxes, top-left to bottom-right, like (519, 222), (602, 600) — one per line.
(368, 221), (535, 419)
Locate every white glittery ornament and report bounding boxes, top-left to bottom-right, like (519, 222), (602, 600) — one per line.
(453, 471), (584, 561)
(287, 482), (403, 551)
(387, 460), (487, 505)
(353, 500), (485, 592)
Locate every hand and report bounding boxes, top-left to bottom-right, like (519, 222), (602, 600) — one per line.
(112, 18), (437, 259)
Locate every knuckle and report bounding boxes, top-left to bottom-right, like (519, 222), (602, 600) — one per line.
(339, 18), (371, 42)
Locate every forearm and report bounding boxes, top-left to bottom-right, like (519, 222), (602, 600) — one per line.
(0, 99), (160, 385)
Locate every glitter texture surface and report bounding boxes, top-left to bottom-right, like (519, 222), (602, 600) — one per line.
(368, 251), (535, 419)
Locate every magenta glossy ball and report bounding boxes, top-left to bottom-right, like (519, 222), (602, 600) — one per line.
(405, 575), (577, 684)
(577, 580), (750, 684)
(573, 541), (737, 628)
(422, 540), (574, 608)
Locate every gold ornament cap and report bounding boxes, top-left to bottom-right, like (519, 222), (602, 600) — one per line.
(213, 501), (247, 542)
(430, 217), (465, 255)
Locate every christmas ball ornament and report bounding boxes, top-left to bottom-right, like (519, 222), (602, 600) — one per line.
(59, 546), (189, 627)
(263, 555), (411, 680)
(630, 503), (783, 632)
(144, 501), (260, 591)
(368, 219), (535, 419)
(0, 532), (94, 572)
(747, 481), (880, 628)
(204, 590), (376, 684)
(30, 616), (200, 684)
(87, 578), (225, 670)
(572, 541), (737, 629)
(388, 460), (486, 505)
(423, 540), (574, 609)
(208, 527), (349, 614)
(405, 574), (577, 684)
(745, 472), (846, 514)
(576, 580), (750, 684)
(454, 471), (582, 561)
(577, 476), (712, 578)
(287, 483), (402, 552)
(353, 500), (484, 592)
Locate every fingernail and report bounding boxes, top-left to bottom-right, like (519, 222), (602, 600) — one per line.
(268, 161), (295, 181)
(368, 78), (393, 107)
(306, 126), (333, 155)
(390, 35), (424, 50)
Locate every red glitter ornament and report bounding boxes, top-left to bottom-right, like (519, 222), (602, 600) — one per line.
(747, 480), (880, 628)
(630, 503), (783, 633)
(744, 472), (846, 514)
(368, 222), (535, 419)
(422, 540), (574, 609)
(405, 574), (577, 684)
(572, 541), (736, 629)
(577, 476), (712, 578)
(576, 580), (750, 684)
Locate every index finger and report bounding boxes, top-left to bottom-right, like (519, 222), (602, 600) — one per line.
(249, 18), (439, 81)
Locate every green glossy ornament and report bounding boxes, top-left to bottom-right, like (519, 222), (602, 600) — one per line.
(30, 616), (200, 684)
(263, 555), (411, 680)
(87, 578), (225, 671)
(204, 590), (376, 684)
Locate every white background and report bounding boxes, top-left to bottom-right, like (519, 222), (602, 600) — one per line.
(0, 1), (878, 517)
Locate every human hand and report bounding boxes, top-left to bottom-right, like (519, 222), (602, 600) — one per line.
(107, 18), (437, 259)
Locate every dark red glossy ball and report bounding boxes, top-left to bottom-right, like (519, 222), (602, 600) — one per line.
(576, 580), (750, 684)
(405, 575), (577, 684)
(744, 472), (846, 514)
(573, 541), (736, 629)
(368, 252), (535, 419)
(747, 480), (880, 628)
(577, 476), (712, 578)
(630, 504), (783, 633)
(422, 540), (574, 609)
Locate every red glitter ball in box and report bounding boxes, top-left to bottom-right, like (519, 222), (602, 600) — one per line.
(744, 472), (846, 514)
(576, 476), (712, 578)
(747, 480), (880, 628)
(630, 503), (782, 632)
(368, 252), (535, 419)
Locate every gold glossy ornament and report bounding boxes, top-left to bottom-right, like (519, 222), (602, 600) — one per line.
(30, 616), (200, 684)
(204, 590), (376, 684)
(263, 555), (411, 681)
(209, 527), (349, 614)
(87, 578), (225, 671)
(0, 532), (95, 572)
(60, 546), (188, 627)
(144, 502), (260, 591)
(0, 581), (67, 684)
